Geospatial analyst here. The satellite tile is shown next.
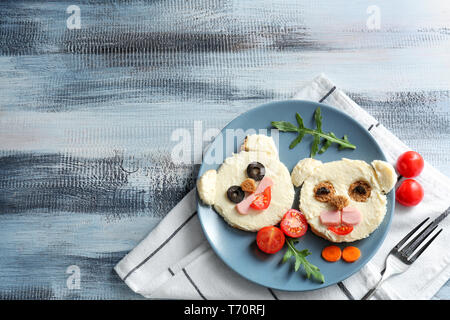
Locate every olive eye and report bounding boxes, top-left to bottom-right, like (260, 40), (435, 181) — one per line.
(227, 186), (245, 203)
(348, 181), (371, 202)
(313, 181), (335, 202)
(246, 162), (265, 181)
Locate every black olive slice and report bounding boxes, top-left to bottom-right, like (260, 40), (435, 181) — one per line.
(227, 186), (245, 203)
(246, 162), (265, 181)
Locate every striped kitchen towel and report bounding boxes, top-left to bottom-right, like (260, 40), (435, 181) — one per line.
(114, 74), (450, 300)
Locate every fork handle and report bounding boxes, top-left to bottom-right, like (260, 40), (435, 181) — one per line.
(361, 261), (396, 300)
(361, 281), (383, 300)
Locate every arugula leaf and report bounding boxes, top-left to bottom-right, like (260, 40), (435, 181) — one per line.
(282, 238), (325, 283)
(339, 135), (352, 150)
(310, 108), (323, 157)
(311, 134), (320, 157)
(289, 132), (305, 149)
(271, 121), (299, 132)
(314, 107), (323, 132)
(282, 246), (294, 263)
(318, 132), (336, 154)
(295, 112), (304, 129)
(271, 107), (356, 157)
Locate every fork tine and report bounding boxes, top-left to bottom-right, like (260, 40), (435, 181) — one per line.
(394, 217), (429, 251)
(402, 222), (439, 257)
(408, 229), (443, 264)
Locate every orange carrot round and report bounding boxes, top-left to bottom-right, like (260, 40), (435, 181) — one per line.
(342, 246), (361, 263)
(321, 245), (342, 262)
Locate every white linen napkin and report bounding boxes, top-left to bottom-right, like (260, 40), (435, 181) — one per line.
(114, 74), (450, 300)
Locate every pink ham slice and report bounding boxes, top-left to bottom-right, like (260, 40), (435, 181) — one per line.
(319, 210), (341, 226)
(236, 176), (273, 214)
(320, 207), (362, 227)
(341, 207), (361, 226)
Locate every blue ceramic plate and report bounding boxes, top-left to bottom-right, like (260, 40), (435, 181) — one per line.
(197, 100), (394, 291)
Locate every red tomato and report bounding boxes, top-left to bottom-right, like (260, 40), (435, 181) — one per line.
(256, 226), (285, 254)
(396, 151), (424, 178)
(250, 187), (271, 210)
(396, 179), (424, 207)
(280, 209), (308, 238)
(328, 225), (353, 235)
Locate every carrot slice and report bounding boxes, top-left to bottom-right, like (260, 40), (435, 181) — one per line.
(342, 246), (361, 263)
(321, 245), (342, 262)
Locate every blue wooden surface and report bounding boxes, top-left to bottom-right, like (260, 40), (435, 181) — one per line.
(0, 0), (449, 299)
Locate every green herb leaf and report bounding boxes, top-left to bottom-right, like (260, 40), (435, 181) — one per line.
(310, 107), (324, 157)
(271, 108), (356, 157)
(318, 132), (335, 154)
(271, 121), (299, 132)
(295, 113), (304, 128)
(282, 238), (325, 283)
(289, 132), (305, 149)
(310, 134), (320, 157)
(339, 135), (352, 150)
(314, 107), (323, 133)
(282, 247), (294, 263)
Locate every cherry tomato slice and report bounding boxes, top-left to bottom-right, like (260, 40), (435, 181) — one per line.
(396, 151), (424, 178)
(328, 225), (353, 235)
(280, 209), (308, 238)
(256, 226), (285, 254)
(250, 187), (271, 210)
(396, 179), (424, 207)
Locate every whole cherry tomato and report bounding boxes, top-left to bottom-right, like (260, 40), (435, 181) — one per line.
(396, 151), (424, 178)
(396, 179), (424, 207)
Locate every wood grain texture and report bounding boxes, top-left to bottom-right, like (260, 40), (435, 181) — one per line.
(0, 0), (449, 299)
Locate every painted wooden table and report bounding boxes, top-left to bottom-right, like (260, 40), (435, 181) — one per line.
(0, 0), (449, 299)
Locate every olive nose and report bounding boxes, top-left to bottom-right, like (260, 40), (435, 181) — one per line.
(327, 194), (350, 211)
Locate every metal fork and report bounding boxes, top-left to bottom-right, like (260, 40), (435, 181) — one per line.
(361, 207), (448, 300)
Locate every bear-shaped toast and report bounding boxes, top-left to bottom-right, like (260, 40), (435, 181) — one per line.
(291, 158), (397, 242)
(197, 134), (295, 232)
